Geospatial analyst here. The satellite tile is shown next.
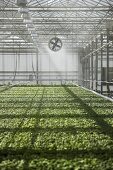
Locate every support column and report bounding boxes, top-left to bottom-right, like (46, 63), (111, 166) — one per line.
(36, 49), (38, 84)
(85, 46), (88, 88)
(88, 44), (91, 89)
(86, 59), (88, 88)
(82, 61), (85, 87)
(91, 41), (94, 90)
(106, 29), (110, 96)
(95, 38), (98, 92)
(85, 47), (87, 87)
(101, 34), (103, 94)
(82, 48), (85, 87)
(2, 51), (5, 84)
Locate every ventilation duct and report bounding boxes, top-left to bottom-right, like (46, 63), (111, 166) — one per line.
(106, 20), (113, 31)
(16, 0), (27, 7)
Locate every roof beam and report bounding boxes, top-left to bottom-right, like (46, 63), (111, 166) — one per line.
(0, 6), (111, 12)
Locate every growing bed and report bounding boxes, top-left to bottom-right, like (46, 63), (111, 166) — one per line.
(0, 86), (113, 169)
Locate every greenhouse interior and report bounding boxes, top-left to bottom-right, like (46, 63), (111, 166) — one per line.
(0, 0), (113, 169)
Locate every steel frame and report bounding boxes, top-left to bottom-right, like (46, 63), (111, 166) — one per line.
(0, 0), (113, 90)
(0, 0), (113, 51)
(81, 29), (113, 97)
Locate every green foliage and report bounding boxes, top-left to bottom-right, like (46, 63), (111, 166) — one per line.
(0, 86), (113, 169)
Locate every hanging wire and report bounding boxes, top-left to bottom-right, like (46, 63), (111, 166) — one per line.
(17, 47), (20, 85)
(12, 42), (20, 84)
(31, 54), (36, 82)
(18, 49), (20, 72)
(26, 52), (29, 85)
(2, 41), (5, 85)
(11, 2), (17, 85)
(2, 8), (5, 85)
(12, 51), (18, 83)
(72, 21), (74, 85)
(26, 52), (28, 82)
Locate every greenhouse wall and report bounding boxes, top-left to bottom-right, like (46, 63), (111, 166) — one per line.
(0, 46), (79, 85)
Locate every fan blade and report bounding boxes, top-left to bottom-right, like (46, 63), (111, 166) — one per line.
(50, 41), (56, 45)
(56, 44), (61, 48)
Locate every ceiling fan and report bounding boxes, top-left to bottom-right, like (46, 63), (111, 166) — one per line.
(49, 37), (62, 52)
